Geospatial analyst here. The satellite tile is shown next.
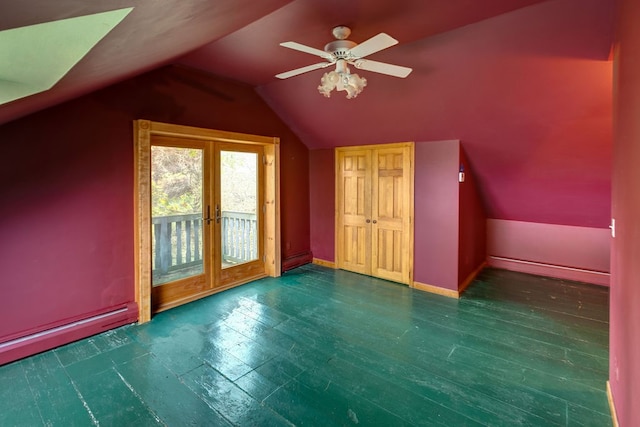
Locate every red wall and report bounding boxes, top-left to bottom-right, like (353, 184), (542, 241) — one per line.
(0, 104), (136, 343)
(0, 65), (310, 360)
(610, 0), (640, 423)
(309, 149), (335, 262)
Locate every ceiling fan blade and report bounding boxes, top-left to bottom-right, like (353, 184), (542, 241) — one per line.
(352, 59), (412, 78)
(276, 62), (330, 79)
(348, 33), (398, 58)
(280, 41), (333, 60)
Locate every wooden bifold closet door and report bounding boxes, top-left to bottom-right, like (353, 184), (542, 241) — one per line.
(335, 142), (414, 285)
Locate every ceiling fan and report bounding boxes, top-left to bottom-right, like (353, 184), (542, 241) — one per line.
(276, 26), (412, 99)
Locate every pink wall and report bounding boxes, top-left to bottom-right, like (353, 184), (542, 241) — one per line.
(458, 149), (487, 284)
(610, 0), (640, 423)
(413, 141), (460, 291)
(309, 149), (335, 262)
(0, 65), (310, 363)
(487, 220), (610, 285)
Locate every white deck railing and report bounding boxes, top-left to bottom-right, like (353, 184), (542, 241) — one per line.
(152, 211), (257, 280)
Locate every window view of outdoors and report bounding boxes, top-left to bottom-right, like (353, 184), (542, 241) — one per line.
(220, 151), (259, 268)
(151, 147), (259, 286)
(151, 146), (204, 286)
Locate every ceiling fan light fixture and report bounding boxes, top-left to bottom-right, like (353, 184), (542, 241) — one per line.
(318, 60), (367, 99)
(318, 70), (367, 99)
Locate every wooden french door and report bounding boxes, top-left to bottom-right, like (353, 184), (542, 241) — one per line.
(135, 120), (281, 323)
(335, 143), (414, 285)
(149, 136), (265, 312)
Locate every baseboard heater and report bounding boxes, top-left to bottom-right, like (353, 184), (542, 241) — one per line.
(282, 251), (313, 271)
(488, 256), (610, 286)
(0, 302), (138, 366)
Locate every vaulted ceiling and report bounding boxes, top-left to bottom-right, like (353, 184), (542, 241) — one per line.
(0, 0), (615, 227)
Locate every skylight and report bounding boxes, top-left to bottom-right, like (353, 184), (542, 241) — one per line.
(0, 7), (133, 105)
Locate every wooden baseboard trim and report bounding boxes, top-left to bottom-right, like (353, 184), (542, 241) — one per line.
(412, 262), (486, 299)
(607, 381), (619, 427)
(312, 258), (336, 269)
(412, 281), (459, 299)
(458, 262), (487, 296)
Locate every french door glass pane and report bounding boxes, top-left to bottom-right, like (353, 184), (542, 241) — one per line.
(151, 146), (204, 286)
(220, 151), (258, 268)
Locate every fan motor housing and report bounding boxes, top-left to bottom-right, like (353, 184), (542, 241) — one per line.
(324, 40), (357, 58)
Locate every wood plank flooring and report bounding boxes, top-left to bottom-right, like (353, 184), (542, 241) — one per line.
(0, 265), (611, 426)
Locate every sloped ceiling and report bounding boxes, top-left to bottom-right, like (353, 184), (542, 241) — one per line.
(0, 0), (615, 228)
(0, 0), (292, 123)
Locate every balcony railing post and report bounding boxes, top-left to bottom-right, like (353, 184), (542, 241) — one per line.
(176, 221), (183, 265)
(157, 217), (171, 275)
(185, 220), (192, 262)
(194, 218), (201, 261)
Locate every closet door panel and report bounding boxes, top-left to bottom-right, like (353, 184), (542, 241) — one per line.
(371, 148), (409, 283)
(336, 150), (371, 275)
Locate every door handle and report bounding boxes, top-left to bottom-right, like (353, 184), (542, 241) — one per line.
(204, 206), (212, 225)
(366, 219), (371, 223)
(372, 220), (377, 224)
(215, 205), (221, 223)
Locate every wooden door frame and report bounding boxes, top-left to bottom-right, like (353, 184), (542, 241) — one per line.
(334, 142), (414, 285)
(134, 120), (281, 323)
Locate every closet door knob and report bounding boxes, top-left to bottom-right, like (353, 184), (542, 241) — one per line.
(366, 219), (371, 223)
(372, 220), (377, 224)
